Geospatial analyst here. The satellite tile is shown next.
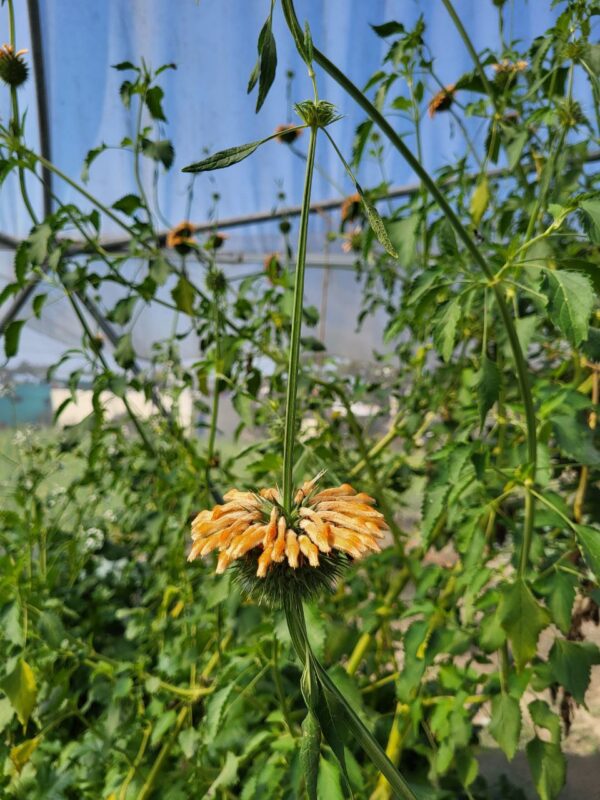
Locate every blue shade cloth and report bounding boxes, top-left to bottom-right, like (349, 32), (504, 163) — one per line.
(0, 1), (574, 366)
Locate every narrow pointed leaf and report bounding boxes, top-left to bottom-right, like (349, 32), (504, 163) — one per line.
(477, 354), (501, 429)
(183, 139), (266, 173)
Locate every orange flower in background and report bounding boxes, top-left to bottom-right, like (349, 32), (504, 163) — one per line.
(166, 220), (196, 251)
(340, 192), (362, 225)
(275, 124), (303, 144)
(427, 84), (456, 118)
(188, 475), (388, 579)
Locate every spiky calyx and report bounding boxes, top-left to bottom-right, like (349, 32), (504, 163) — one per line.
(0, 45), (28, 88)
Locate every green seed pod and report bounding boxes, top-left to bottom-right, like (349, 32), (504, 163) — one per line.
(294, 99), (339, 128)
(205, 269), (227, 296)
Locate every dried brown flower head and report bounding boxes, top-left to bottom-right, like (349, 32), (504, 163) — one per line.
(188, 475), (388, 595)
(205, 231), (228, 251)
(166, 221), (196, 253)
(0, 44), (28, 88)
(275, 124), (302, 144)
(427, 84), (456, 118)
(264, 252), (283, 283)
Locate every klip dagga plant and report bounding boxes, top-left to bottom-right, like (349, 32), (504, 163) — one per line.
(183, 26), (420, 800)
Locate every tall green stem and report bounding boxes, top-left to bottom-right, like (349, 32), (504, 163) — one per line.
(281, 0), (537, 572)
(282, 124), (318, 511)
(284, 597), (420, 800)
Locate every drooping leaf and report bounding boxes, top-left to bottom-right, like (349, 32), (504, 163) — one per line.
(204, 751), (239, 798)
(4, 319), (25, 358)
(142, 139), (175, 169)
(107, 296), (137, 325)
(433, 296), (461, 362)
(544, 269), (594, 346)
(549, 638), (600, 704)
(574, 524), (600, 581)
(171, 275), (195, 314)
(477, 354), (501, 429)
(14, 241), (29, 285)
(371, 21), (405, 37)
(256, 22), (277, 112)
(488, 694), (521, 760)
(470, 175), (490, 227)
(547, 571), (576, 634)
(145, 85), (166, 121)
(526, 738), (566, 800)
(498, 579), (551, 671)
(579, 198), (600, 244)
(204, 683), (237, 740)
(28, 222), (52, 265)
(0, 659), (37, 727)
(113, 332), (136, 369)
(150, 709), (176, 747)
(360, 198), (398, 258)
(528, 700), (560, 745)
(113, 194), (142, 215)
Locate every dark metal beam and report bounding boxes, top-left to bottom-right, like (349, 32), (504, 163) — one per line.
(26, 0), (53, 218)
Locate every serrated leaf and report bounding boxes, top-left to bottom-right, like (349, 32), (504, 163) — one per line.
(300, 712), (321, 800)
(178, 726), (200, 759)
(477, 355), (500, 429)
(183, 139), (266, 173)
(488, 694), (521, 760)
(499, 579), (550, 671)
(4, 319), (25, 358)
(107, 296), (137, 325)
(14, 241), (29, 285)
(204, 751), (239, 798)
(547, 571), (575, 634)
(528, 700), (560, 745)
(32, 293), (47, 319)
(545, 269), (594, 346)
(28, 222), (52, 265)
(549, 639), (600, 704)
(574, 524), (600, 581)
(171, 275), (195, 314)
(149, 255), (170, 286)
(433, 297), (461, 362)
(526, 738), (565, 800)
(204, 683), (237, 740)
(0, 659), (37, 727)
(470, 175), (489, 227)
(81, 143), (107, 182)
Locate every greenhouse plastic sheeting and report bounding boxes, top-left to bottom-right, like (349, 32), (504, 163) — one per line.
(0, 1), (565, 366)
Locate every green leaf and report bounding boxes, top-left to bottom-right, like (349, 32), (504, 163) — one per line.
(204, 683), (237, 740)
(547, 571), (575, 634)
(114, 333), (136, 369)
(433, 297), (461, 362)
(300, 712), (321, 800)
(544, 269), (594, 346)
(107, 296), (137, 325)
(549, 639), (600, 704)
(32, 293), (47, 319)
(113, 193), (142, 215)
(28, 222), (52, 265)
(579, 198), (600, 244)
(371, 21), (405, 37)
(183, 139), (267, 173)
(477, 355), (501, 430)
(178, 727), (200, 759)
(112, 60), (138, 71)
(499, 579), (550, 671)
(14, 242), (29, 285)
(145, 85), (166, 121)
(488, 694), (521, 760)
(386, 214), (418, 265)
(149, 254), (170, 286)
(553, 415), (600, 467)
(360, 198), (398, 258)
(526, 738), (566, 800)
(470, 175), (490, 226)
(317, 757), (344, 800)
(150, 709), (176, 747)
(528, 700), (560, 745)
(171, 275), (195, 314)
(4, 319), (25, 358)
(0, 659), (37, 727)
(81, 143), (108, 182)
(256, 21), (277, 113)
(10, 737), (40, 773)
(204, 751), (239, 798)
(575, 524), (600, 581)
(142, 139), (175, 169)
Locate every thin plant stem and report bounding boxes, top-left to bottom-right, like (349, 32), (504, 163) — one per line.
(282, 124), (318, 511)
(280, 0), (537, 574)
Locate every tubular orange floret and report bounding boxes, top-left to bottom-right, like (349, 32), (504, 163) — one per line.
(187, 475), (388, 579)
